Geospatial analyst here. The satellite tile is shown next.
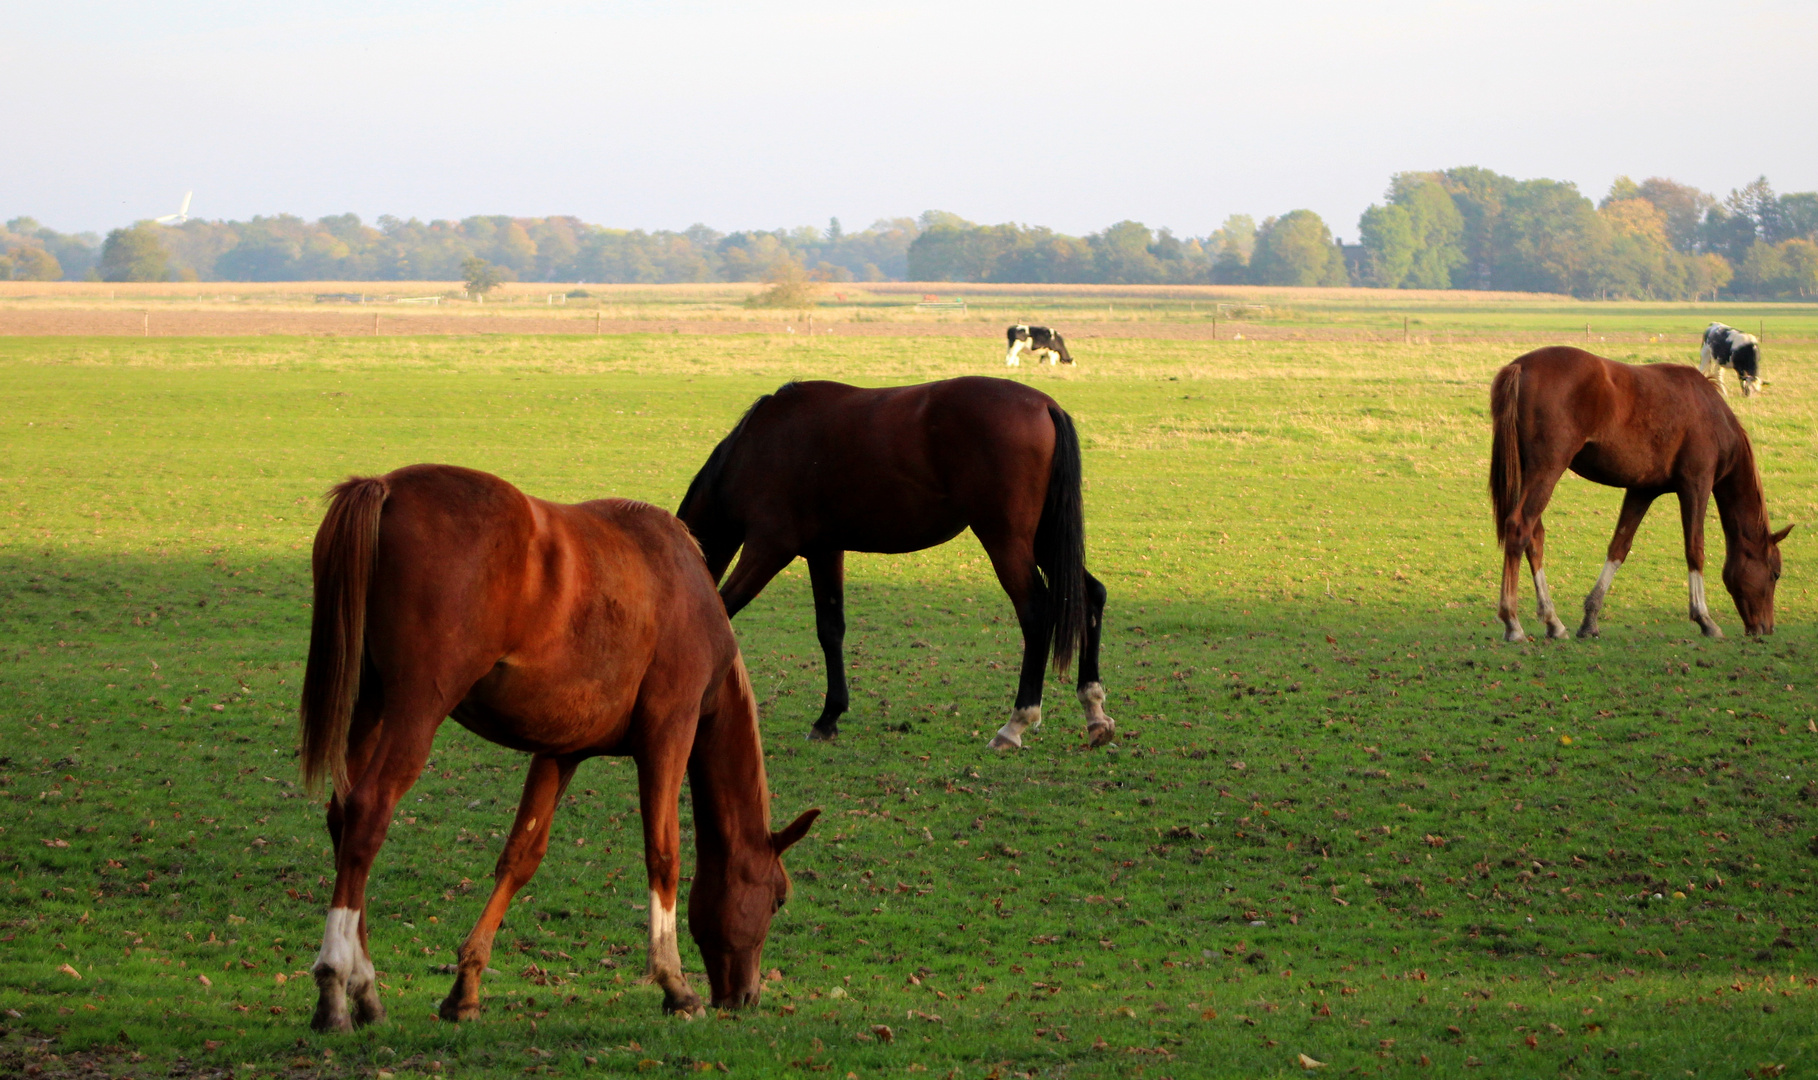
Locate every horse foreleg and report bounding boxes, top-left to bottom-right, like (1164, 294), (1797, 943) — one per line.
(1075, 570), (1114, 746)
(718, 541), (794, 620)
(1525, 521), (1570, 640)
(439, 754), (578, 1022)
(636, 744), (703, 1017)
(806, 550), (849, 741)
(1678, 487), (1724, 637)
(1579, 489), (1653, 638)
(311, 712), (439, 1033)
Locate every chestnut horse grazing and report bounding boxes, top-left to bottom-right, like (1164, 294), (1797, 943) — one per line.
(1489, 347), (1791, 642)
(677, 377), (1112, 750)
(299, 464), (818, 1031)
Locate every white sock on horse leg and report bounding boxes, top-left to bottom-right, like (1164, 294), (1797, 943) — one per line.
(1688, 569), (1712, 622)
(989, 705), (1041, 749)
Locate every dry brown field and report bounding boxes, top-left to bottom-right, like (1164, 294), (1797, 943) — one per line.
(2, 280), (1812, 344)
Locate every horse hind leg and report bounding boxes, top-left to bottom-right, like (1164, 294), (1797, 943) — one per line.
(1497, 529), (1529, 643)
(988, 603), (1049, 750)
(311, 700), (442, 1032)
(1075, 570), (1114, 746)
(1526, 521), (1570, 640)
(439, 754), (577, 1022)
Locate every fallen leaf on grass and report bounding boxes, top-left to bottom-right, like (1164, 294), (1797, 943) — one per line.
(57, 964), (81, 980)
(1200, 1008), (1218, 1020)
(1297, 1053), (1326, 1069)
(42, 839), (69, 849)
(197, 974), (212, 988)
(871, 1024), (894, 1044)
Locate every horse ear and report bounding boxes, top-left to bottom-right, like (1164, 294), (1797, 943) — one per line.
(1772, 524), (1795, 545)
(771, 808), (821, 855)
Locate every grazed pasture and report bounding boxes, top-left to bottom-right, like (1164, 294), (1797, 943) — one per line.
(3, 328), (1818, 1078)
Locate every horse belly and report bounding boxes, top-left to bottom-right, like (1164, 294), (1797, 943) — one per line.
(1569, 443), (1668, 490)
(452, 667), (635, 755)
(835, 517), (967, 555)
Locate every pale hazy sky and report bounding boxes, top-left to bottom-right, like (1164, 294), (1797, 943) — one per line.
(7, 1), (1816, 240)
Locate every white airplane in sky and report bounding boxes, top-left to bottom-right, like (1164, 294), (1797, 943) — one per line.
(154, 191), (194, 226)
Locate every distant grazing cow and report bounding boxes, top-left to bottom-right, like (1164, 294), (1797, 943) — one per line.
(1701, 323), (1762, 397)
(1005, 325), (1073, 366)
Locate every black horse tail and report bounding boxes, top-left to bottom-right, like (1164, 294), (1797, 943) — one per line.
(300, 475), (389, 796)
(1036, 404), (1088, 674)
(1489, 363), (1522, 545)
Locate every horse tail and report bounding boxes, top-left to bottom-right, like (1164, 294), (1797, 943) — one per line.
(299, 475), (390, 796)
(1489, 363), (1523, 544)
(1036, 404), (1088, 674)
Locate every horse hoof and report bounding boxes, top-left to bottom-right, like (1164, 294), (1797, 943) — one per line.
(663, 992), (705, 1017)
(1086, 721), (1116, 748)
(437, 999), (482, 1024)
(986, 733), (1021, 750)
(1575, 625), (1599, 640)
(350, 994), (386, 1029)
(807, 724), (838, 742)
(1546, 623), (1570, 640)
(1502, 629), (1527, 643)
(309, 1006), (353, 1034)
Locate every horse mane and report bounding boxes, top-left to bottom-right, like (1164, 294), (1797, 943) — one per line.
(677, 389), (787, 521)
(1715, 420), (1773, 545)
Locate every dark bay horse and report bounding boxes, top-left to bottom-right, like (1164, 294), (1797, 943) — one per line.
(677, 376), (1112, 749)
(1489, 347), (1791, 642)
(299, 464), (818, 1030)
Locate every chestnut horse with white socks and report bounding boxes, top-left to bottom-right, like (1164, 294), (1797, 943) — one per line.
(298, 464), (818, 1031)
(1489, 347), (1791, 642)
(677, 377), (1112, 750)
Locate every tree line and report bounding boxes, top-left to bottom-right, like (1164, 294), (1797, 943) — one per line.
(2, 168), (1815, 299)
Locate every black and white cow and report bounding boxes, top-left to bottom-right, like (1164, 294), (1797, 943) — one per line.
(1701, 322), (1762, 397)
(1005, 325), (1074, 366)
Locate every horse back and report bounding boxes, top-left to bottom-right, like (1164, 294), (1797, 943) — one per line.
(722, 377), (1061, 552)
(1508, 347), (1747, 485)
(368, 465), (733, 755)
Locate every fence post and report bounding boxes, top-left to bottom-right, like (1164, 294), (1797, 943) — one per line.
(1585, 323), (1590, 340)
(1212, 314), (1218, 341)
(143, 311), (149, 337)
(1403, 316), (1409, 345)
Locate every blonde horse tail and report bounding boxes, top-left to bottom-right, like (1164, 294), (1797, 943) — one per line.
(299, 476), (390, 795)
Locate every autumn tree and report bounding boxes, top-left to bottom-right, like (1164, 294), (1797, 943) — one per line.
(1250, 210), (1346, 287)
(99, 224), (170, 282)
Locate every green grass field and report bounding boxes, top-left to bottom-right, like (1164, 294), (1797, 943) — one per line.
(4, 328), (1818, 1079)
